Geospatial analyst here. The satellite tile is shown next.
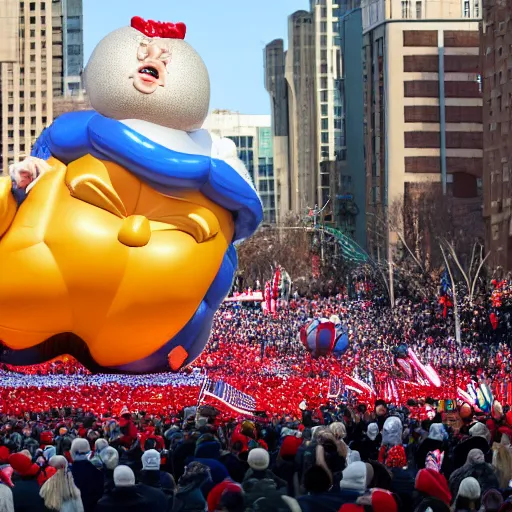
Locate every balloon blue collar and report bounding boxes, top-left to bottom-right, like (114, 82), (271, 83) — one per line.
(31, 111), (262, 242)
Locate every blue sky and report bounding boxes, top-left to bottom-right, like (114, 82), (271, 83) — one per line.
(83, 0), (310, 115)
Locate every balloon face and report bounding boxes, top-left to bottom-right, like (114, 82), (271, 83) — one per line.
(0, 157), (236, 372)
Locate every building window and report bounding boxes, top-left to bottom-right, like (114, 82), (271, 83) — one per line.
(402, 0), (410, 17)
(320, 49), (327, 62)
(29, 2), (35, 10)
(320, 90), (328, 102)
(321, 132), (329, 143)
(41, 15), (45, 24)
(321, 146), (329, 157)
(416, 1), (422, 17)
(463, 0), (470, 16)
(474, 0), (479, 15)
(321, 77), (328, 89)
(320, 21), (327, 32)
(67, 44), (81, 56)
(8, 105), (13, 113)
(67, 15), (81, 32)
(320, 35), (328, 47)
(321, 118), (329, 130)
(321, 104), (328, 116)
(29, 16), (35, 24)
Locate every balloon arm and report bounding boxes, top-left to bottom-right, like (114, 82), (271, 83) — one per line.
(0, 176), (18, 237)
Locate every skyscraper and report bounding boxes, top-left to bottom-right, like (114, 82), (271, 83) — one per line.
(264, 11), (318, 219)
(362, 0), (483, 258)
(310, 0), (343, 207)
(52, 0), (83, 97)
(0, 0), (53, 171)
(0, 0), (84, 172)
(285, 10), (318, 214)
(481, 0), (512, 270)
(264, 39), (291, 220)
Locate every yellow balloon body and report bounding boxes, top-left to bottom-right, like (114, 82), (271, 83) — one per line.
(0, 156), (234, 369)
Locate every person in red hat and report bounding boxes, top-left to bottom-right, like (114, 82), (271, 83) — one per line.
(415, 468), (452, 507)
(9, 452), (47, 512)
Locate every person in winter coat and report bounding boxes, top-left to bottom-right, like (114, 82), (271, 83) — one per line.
(95, 465), (165, 512)
(99, 447), (119, 494)
(39, 455), (84, 512)
(174, 461), (212, 512)
(337, 461), (367, 504)
(413, 468), (452, 509)
(69, 438), (104, 512)
(449, 448), (500, 498)
(9, 452), (47, 512)
(137, 449), (174, 511)
(454, 422), (492, 470)
(242, 448), (287, 489)
(452, 476), (482, 512)
(0, 470), (14, 512)
(415, 423), (449, 471)
(298, 465), (346, 512)
(273, 435), (303, 497)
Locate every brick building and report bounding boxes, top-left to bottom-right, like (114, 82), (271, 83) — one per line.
(361, 0), (483, 258)
(481, 0), (512, 271)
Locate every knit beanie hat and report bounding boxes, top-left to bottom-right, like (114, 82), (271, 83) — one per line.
(470, 422), (491, 443)
(457, 477), (481, 500)
(382, 417), (403, 447)
(279, 436), (302, 458)
(141, 449), (160, 471)
(70, 438), (90, 462)
(100, 447), (119, 470)
(367, 423), (379, 441)
(95, 438), (109, 453)
(368, 489), (398, 512)
(466, 448), (485, 465)
(415, 468), (452, 505)
(379, 444), (407, 468)
(428, 423), (447, 442)
(207, 479), (242, 512)
(339, 461), (367, 491)
(114, 465), (135, 487)
(248, 448), (269, 471)
(482, 489), (504, 512)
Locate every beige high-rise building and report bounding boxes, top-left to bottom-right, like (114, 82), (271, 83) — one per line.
(0, 0), (53, 170)
(362, 0), (483, 256)
(285, 10), (318, 214)
(0, 0), (84, 172)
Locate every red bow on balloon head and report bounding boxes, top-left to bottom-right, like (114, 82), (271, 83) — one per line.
(131, 16), (186, 40)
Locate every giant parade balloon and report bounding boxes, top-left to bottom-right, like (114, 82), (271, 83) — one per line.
(300, 318), (349, 358)
(0, 17), (262, 373)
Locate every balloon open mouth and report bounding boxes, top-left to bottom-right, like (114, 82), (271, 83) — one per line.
(138, 66), (159, 82)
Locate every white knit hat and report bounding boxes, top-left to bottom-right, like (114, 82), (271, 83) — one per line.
(70, 438), (90, 462)
(247, 448), (269, 471)
(101, 447), (119, 470)
(367, 423), (379, 441)
(95, 438), (109, 453)
(469, 422), (491, 443)
(142, 449), (161, 471)
(457, 477), (481, 500)
(339, 461), (367, 491)
(114, 465), (135, 487)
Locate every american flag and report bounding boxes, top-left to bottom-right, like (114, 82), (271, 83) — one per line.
(199, 378), (256, 415)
